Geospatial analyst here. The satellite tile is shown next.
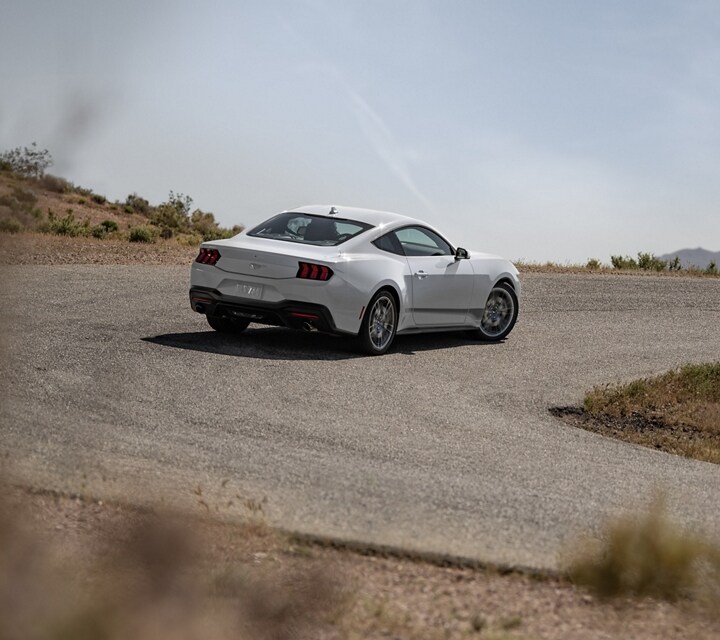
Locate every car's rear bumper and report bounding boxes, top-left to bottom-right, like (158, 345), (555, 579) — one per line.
(189, 286), (342, 334)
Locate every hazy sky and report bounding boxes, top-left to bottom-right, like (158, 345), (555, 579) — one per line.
(2, 0), (719, 262)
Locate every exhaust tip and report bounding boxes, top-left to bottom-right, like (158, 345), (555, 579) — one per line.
(302, 321), (316, 332)
(195, 303), (206, 314)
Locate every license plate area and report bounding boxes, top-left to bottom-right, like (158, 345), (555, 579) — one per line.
(235, 282), (263, 300)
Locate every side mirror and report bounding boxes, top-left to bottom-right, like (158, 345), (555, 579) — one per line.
(455, 247), (469, 260)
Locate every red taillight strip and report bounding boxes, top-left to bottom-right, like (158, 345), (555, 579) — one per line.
(296, 262), (333, 281)
(196, 248), (221, 266)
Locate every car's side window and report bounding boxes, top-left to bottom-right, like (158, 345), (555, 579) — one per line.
(372, 232), (404, 256)
(395, 226), (453, 257)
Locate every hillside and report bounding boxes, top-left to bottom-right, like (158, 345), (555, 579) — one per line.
(658, 248), (720, 270)
(0, 157), (242, 245)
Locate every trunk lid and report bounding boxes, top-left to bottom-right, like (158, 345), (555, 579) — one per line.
(206, 236), (338, 279)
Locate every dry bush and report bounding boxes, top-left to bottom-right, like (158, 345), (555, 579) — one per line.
(566, 496), (720, 603)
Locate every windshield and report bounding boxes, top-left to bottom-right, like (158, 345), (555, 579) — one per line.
(247, 212), (373, 246)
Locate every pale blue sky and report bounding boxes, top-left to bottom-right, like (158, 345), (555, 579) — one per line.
(2, 0), (719, 262)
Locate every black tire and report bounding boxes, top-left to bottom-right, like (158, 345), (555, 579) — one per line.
(206, 314), (250, 334)
(473, 282), (518, 342)
(357, 289), (398, 355)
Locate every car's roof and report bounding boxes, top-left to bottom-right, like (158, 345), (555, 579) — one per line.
(285, 204), (418, 228)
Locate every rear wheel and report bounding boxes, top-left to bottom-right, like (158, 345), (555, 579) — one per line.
(206, 315), (250, 334)
(357, 290), (398, 355)
(473, 282), (518, 341)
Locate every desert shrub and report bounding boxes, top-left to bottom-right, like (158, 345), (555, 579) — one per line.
(706, 261), (718, 275)
(637, 252), (666, 272)
(567, 497), (720, 602)
(100, 219), (118, 233)
(668, 256), (682, 272)
(150, 191), (193, 237)
(125, 192), (150, 215)
(586, 258), (601, 270)
(38, 173), (72, 193)
(47, 210), (89, 237)
(611, 255), (638, 269)
(0, 142), (52, 178)
(129, 225), (158, 243)
(91, 193), (107, 205)
(91, 220), (119, 239)
(176, 233), (203, 246)
(189, 209), (243, 240)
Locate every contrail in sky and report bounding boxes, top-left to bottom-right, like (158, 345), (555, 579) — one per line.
(276, 12), (435, 213)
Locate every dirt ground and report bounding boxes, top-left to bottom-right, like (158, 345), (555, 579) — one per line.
(1, 483), (718, 640)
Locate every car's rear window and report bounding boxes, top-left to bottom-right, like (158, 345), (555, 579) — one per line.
(247, 213), (373, 246)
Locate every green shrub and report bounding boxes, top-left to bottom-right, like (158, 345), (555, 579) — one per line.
(586, 258), (601, 270)
(668, 256), (682, 272)
(47, 210), (89, 237)
(637, 252), (666, 272)
(611, 255), (638, 270)
(129, 225), (158, 243)
(100, 219), (118, 233)
(150, 191), (193, 235)
(125, 193), (150, 215)
(91, 193), (107, 205)
(707, 261), (718, 275)
(176, 233), (203, 246)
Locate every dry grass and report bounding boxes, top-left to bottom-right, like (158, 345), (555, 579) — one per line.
(580, 363), (720, 464)
(566, 496), (720, 604)
(515, 260), (720, 278)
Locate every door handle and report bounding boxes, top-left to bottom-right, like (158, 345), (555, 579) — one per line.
(414, 270), (428, 279)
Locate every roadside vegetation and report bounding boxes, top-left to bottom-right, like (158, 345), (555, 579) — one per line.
(567, 496), (720, 604)
(0, 143), (243, 245)
(517, 253), (718, 276)
(552, 363), (720, 464)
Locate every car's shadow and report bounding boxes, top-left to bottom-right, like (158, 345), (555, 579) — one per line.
(143, 326), (499, 361)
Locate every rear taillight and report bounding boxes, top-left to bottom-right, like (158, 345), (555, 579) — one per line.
(196, 248), (221, 265)
(297, 262), (333, 281)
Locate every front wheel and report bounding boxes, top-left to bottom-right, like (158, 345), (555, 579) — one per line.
(473, 283), (518, 341)
(206, 315), (250, 334)
(357, 290), (398, 355)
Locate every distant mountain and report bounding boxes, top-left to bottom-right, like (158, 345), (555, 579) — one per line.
(657, 247), (720, 269)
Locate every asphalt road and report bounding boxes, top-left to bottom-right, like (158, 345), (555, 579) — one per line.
(1, 266), (719, 570)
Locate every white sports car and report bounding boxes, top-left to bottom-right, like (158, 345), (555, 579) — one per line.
(189, 205), (520, 355)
